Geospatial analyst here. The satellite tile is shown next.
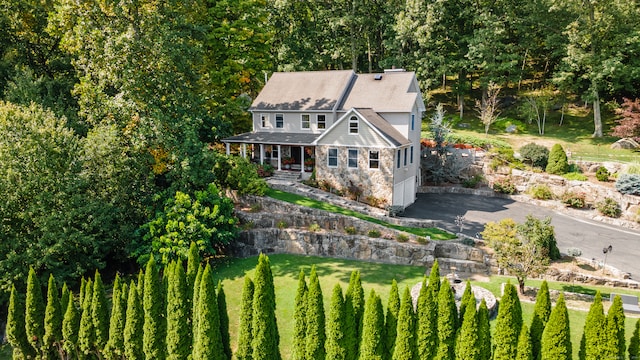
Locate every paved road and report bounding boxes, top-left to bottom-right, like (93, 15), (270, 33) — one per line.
(402, 193), (640, 278)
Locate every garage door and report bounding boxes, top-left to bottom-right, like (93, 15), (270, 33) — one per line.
(393, 176), (416, 207)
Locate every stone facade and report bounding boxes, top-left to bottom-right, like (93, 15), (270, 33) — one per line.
(315, 145), (394, 206)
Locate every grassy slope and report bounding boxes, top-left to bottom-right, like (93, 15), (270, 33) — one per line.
(214, 254), (640, 360)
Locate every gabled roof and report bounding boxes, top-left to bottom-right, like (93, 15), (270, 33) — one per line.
(250, 70), (355, 111)
(339, 71), (425, 113)
(314, 108), (410, 148)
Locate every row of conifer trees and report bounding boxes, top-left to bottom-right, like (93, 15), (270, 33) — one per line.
(6, 248), (640, 360)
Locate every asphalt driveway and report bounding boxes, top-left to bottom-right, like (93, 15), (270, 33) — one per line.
(402, 193), (640, 278)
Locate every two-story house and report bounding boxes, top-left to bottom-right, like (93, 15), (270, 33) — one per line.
(222, 69), (425, 209)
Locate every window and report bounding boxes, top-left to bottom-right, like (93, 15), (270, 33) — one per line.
(397, 149), (401, 168)
(404, 148), (408, 166)
(328, 148), (338, 167)
(301, 114), (310, 129)
(260, 114), (268, 128)
(369, 151), (379, 169)
(349, 116), (358, 134)
(411, 114), (415, 131)
(348, 149), (358, 168)
(410, 145), (414, 164)
(276, 113), (284, 128)
(317, 114), (326, 129)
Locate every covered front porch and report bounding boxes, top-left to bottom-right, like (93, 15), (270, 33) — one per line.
(222, 132), (318, 173)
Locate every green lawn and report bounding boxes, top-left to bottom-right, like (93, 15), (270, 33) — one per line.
(213, 254), (640, 360)
(265, 188), (456, 240)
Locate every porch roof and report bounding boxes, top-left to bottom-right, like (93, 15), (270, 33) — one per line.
(222, 132), (320, 146)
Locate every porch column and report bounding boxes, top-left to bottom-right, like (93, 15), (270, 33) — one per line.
(259, 144), (264, 165)
(242, 143), (247, 159)
(225, 143), (230, 155)
(277, 145), (282, 171)
(300, 145), (305, 173)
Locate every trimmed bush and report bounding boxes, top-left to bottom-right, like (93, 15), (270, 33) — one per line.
(519, 143), (549, 169)
(546, 144), (569, 175)
(561, 191), (586, 209)
(562, 172), (588, 181)
(615, 174), (640, 195)
(462, 174), (484, 188)
(596, 198), (621, 218)
(493, 178), (517, 195)
(596, 166), (610, 182)
(528, 184), (553, 200)
(368, 229), (381, 238)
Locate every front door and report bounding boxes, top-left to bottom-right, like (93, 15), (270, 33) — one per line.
(291, 147), (302, 166)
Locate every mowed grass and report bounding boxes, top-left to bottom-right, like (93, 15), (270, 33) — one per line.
(214, 254), (640, 360)
(265, 188), (455, 240)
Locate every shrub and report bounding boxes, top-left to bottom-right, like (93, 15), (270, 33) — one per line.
(212, 155), (268, 195)
(345, 226), (357, 235)
(596, 166), (611, 182)
(562, 172), (588, 181)
(519, 143), (549, 169)
(546, 144), (569, 175)
(277, 220), (288, 229)
(396, 234), (409, 243)
(489, 146), (522, 170)
(462, 174), (484, 188)
(256, 164), (274, 178)
(493, 177), (517, 194)
(528, 184), (554, 200)
(615, 174), (640, 195)
(561, 191), (586, 209)
(416, 237), (428, 245)
(596, 198), (621, 218)
(460, 238), (475, 247)
(309, 223), (321, 232)
(566, 247), (582, 257)
(368, 229), (381, 238)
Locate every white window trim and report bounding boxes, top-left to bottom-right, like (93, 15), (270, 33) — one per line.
(276, 113), (284, 128)
(301, 114), (310, 130)
(404, 148), (408, 167)
(348, 148), (358, 169)
(260, 113), (269, 128)
(327, 148), (338, 168)
(317, 114), (326, 130)
(348, 116), (359, 135)
(369, 150), (380, 170)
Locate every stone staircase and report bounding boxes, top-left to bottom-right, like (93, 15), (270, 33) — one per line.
(270, 170), (301, 183)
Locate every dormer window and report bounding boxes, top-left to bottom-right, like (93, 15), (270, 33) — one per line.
(317, 114), (326, 129)
(301, 114), (310, 129)
(349, 116), (358, 134)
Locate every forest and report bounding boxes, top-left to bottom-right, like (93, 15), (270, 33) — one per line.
(1, 0), (640, 308)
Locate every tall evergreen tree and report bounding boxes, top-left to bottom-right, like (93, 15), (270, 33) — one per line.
(43, 274), (63, 358)
(326, 283), (347, 360)
(25, 267), (45, 356)
(251, 254), (281, 360)
(359, 290), (385, 360)
(236, 276), (255, 360)
(455, 292), (479, 360)
(516, 324), (533, 360)
(416, 277), (438, 360)
(77, 279), (94, 358)
(60, 283), (71, 320)
(582, 291), (605, 359)
(92, 271), (109, 352)
(629, 318), (640, 360)
(6, 284), (35, 359)
(428, 260), (441, 294)
(79, 277), (86, 311)
(385, 280), (400, 358)
(62, 291), (80, 359)
(192, 264), (225, 360)
(436, 279), (458, 360)
(305, 265), (326, 360)
(191, 264), (203, 345)
(105, 275), (126, 359)
(492, 282), (522, 360)
(477, 299), (492, 360)
(530, 280), (551, 360)
(344, 270), (365, 360)
(217, 280), (231, 360)
(293, 270), (308, 360)
(540, 294), (571, 360)
(143, 255), (166, 360)
(166, 261), (191, 360)
(458, 281), (473, 327)
(603, 295), (626, 360)
(124, 281), (144, 360)
(186, 241), (200, 326)
(392, 287), (416, 360)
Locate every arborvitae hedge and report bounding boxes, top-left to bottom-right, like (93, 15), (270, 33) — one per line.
(458, 281), (473, 327)
(326, 283), (347, 360)
(541, 294), (571, 360)
(192, 264), (224, 360)
(604, 295), (626, 360)
(236, 276), (255, 360)
(7, 284), (34, 360)
(293, 269), (307, 360)
(124, 281), (143, 360)
(77, 279), (94, 357)
(392, 287), (416, 360)
(629, 318), (640, 360)
(143, 255), (166, 360)
(385, 280), (400, 359)
(166, 261), (191, 360)
(530, 280), (550, 360)
(455, 290), (479, 360)
(62, 290), (79, 359)
(516, 324), (533, 360)
(43, 274), (62, 357)
(416, 277), (438, 360)
(359, 290), (385, 360)
(344, 270), (364, 360)
(105, 274), (126, 359)
(25, 268), (45, 356)
(305, 266), (326, 360)
(92, 271), (110, 351)
(217, 280), (231, 360)
(582, 291), (605, 359)
(436, 279), (457, 360)
(477, 299), (492, 360)
(191, 264), (203, 342)
(492, 282), (522, 360)
(251, 254), (281, 360)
